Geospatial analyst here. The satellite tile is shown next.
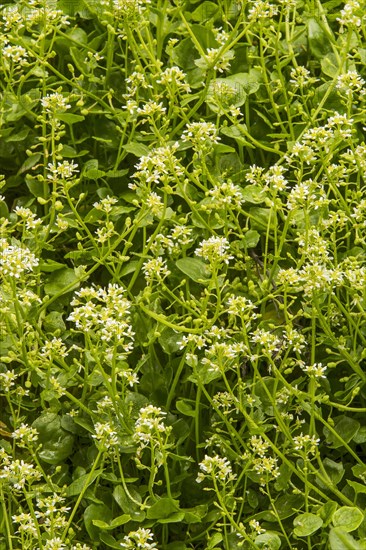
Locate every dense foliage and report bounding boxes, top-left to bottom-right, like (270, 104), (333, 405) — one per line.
(1, 0), (366, 548)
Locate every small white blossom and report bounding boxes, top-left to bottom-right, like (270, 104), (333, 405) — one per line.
(293, 433), (320, 455)
(12, 424), (38, 447)
(301, 362), (327, 379)
(197, 454), (236, 484)
(41, 92), (71, 113)
(120, 527), (157, 549)
(92, 422), (119, 450)
(142, 257), (170, 282)
(0, 242), (39, 278)
(195, 236), (233, 266)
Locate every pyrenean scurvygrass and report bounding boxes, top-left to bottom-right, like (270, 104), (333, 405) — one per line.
(1, 0), (366, 548)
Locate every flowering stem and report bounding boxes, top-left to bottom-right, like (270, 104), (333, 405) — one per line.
(61, 449), (103, 542)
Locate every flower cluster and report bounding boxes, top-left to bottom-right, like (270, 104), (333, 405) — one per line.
(131, 144), (183, 188)
(67, 284), (134, 359)
(142, 256), (171, 282)
(206, 181), (244, 209)
(195, 236), (233, 266)
(133, 405), (171, 460)
(120, 528), (157, 549)
(182, 122), (220, 151)
(47, 160), (79, 182)
(293, 433), (320, 455)
(0, 240), (39, 279)
(196, 453), (236, 484)
(249, 436), (280, 485)
(12, 423), (39, 448)
(0, 454), (42, 490)
(41, 92), (71, 114)
(92, 422), (119, 451)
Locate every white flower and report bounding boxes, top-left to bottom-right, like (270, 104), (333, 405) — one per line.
(120, 527), (157, 549)
(301, 362), (327, 379)
(92, 422), (119, 450)
(337, 0), (362, 28)
(195, 236), (233, 265)
(12, 424), (38, 447)
(182, 122), (220, 151)
(47, 161), (79, 181)
(3, 44), (28, 65)
(290, 66), (315, 88)
(248, 0), (278, 21)
(196, 454), (236, 484)
(0, 243), (39, 278)
(142, 257), (170, 282)
(133, 405), (168, 447)
(93, 195), (118, 213)
(293, 433), (320, 455)
(41, 92), (71, 113)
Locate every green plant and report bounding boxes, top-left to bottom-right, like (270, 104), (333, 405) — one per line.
(1, 0), (366, 548)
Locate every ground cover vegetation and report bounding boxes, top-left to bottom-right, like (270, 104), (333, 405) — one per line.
(0, 0), (366, 547)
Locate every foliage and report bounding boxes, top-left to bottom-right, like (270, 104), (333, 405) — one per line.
(1, 0), (366, 548)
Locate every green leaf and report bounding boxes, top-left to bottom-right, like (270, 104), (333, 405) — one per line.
(113, 485), (145, 521)
(84, 207), (104, 224)
(332, 507), (364, 532)
(65, 469), (103, 497)
(244, 230), (260, 248)
(353, 426), (366, 443)
(84, 504), (113, 540)
(92, 514), (131, 530)
(61, 145), (89, 158)
(188, 361), (222, 385)
(18, 153), (42, 175)
(275, 493), (304, 519)
(249, 207), (275, 231)
(319, 501), (338, 527)
(83, 159), (105, 180)
(307, 18), (332, 59)
(321, 52), (340, 77)
(146, 498), (180, 519)
(43, 311), (66, 333)
(44, 268), (80, 296)
(170, 37), (197, 71)
(25, 175), (45, 199)
(123, 142), (150, 157)
(99, 533), (124, 549)
(158, 327), (182, 354)
(183, 504), (207, 523)
(70, 46), (89, 74)
(0, 197), (9, 218)
(352, 464), (366, 481)
(159, 512), (185, 523)
(206, 77), (247, 113)
(32, 413), (74, 464)
(39, 259), (66, 272)
(58, 0), (87, 16)
(176, 399), (197, 417)
(323, 416), (360, 448)
(191, 1), (219, 21)
(316, 457), (344, 490)
(176, 257), (211, 282)
(207, 533), (223, 548)
(347, 480), (366, 496)
(190, 24), (217, 50)
(293, 513), (323, 536)
(7, 128), (30, 142)
(254, 533), (281, 549)
(241, 184), (266, 204)
(329, 527), (364, 550)
(56, 113), (85, 124)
